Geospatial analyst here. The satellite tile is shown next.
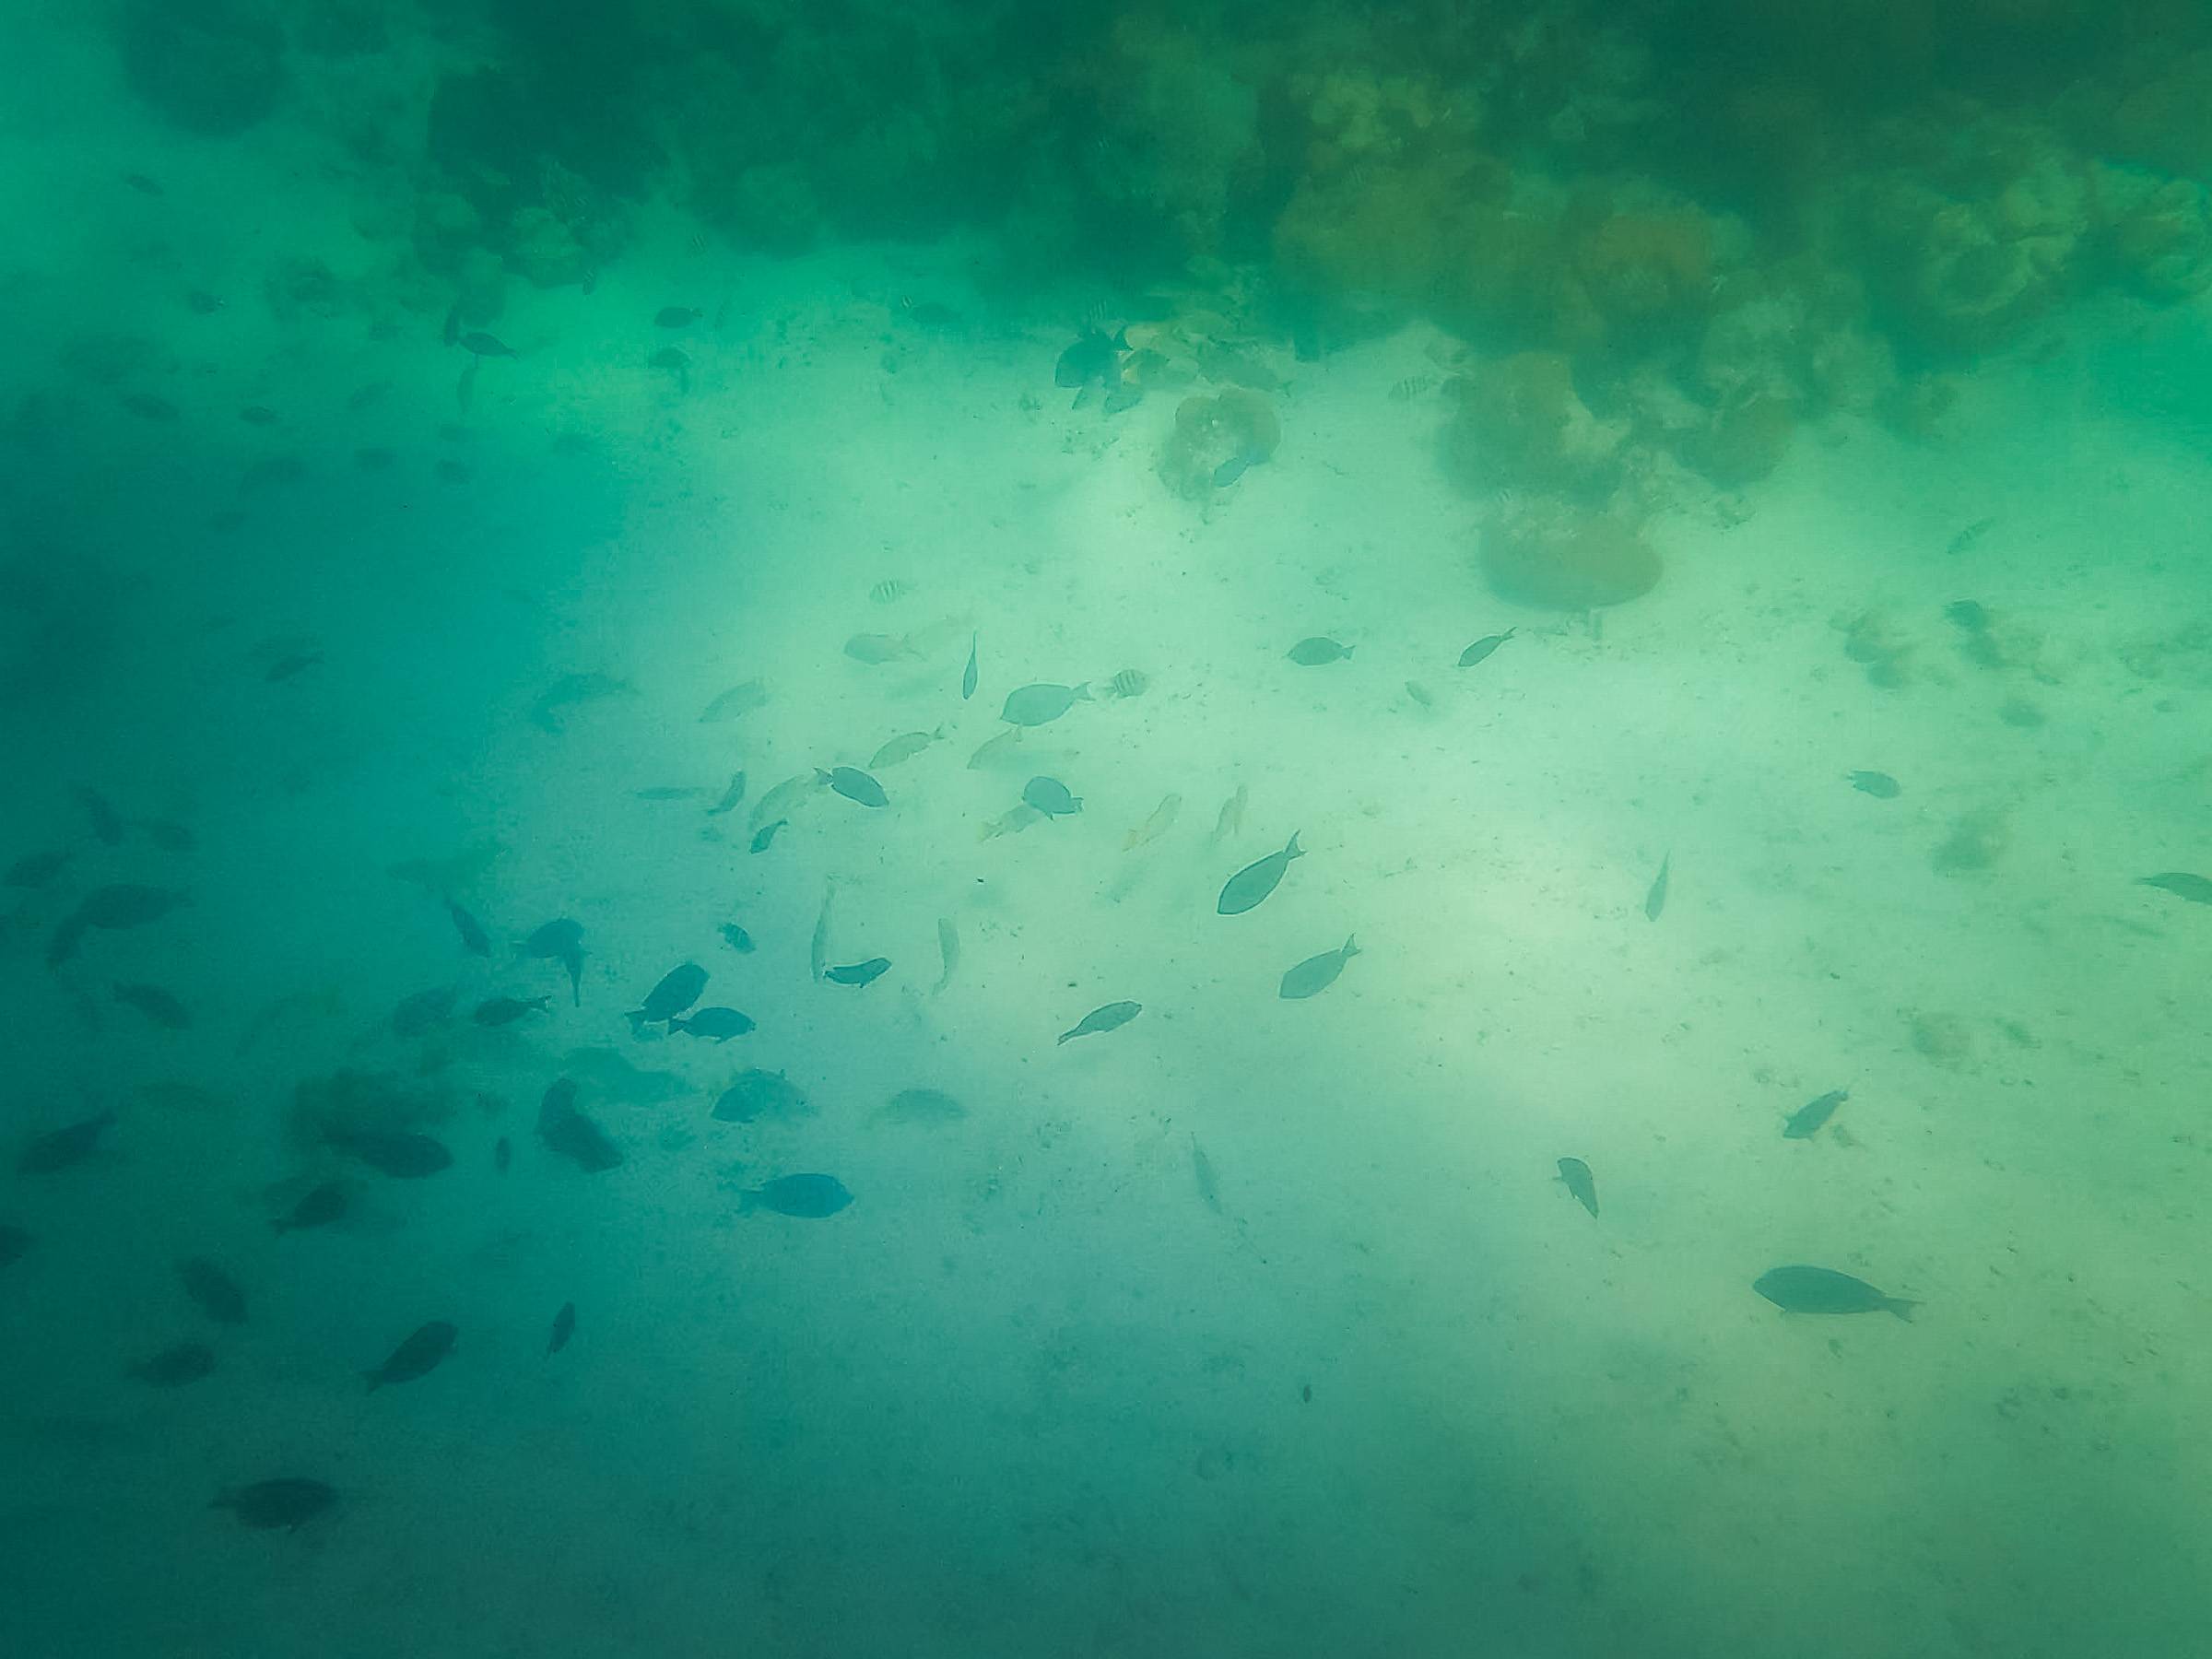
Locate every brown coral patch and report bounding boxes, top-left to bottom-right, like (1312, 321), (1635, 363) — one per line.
(1481, 501), (1661, 610)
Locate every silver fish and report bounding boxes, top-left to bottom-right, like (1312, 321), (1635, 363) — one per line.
(1277, 935), (1359, 1000)
(1218, 833), (1302, 916)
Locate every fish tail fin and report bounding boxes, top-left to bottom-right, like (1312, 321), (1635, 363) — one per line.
(362, 1372), (382, 1392)
(1076, 682), (1093, 700)
(1342, 935), (1359, 957)
(1887, 1298), (1920, 1323)
(1056, 1030), (1075, 1045)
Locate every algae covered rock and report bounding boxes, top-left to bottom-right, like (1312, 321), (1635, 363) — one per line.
(1479, 496), (1660, 610)
(1445, 351), (1626, 498)
(119, 0), (288, 136)
(1159, 389), (1280, 500)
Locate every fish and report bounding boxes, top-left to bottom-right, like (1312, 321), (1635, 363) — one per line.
(179, 1258), (246, 1324)
(669, 1006), (755, 1041)
(547, 1302), (576, 1355)
(493, 1136), (511, 1173)
(738, 1172), (853, 1218)
(122, 392), (180, 421)
(473, 994), (550, 1028)
(0, 1223), (31, 1269)
(968, 727), (1024, 770)
(749, 819), (787, 852)
(933, 917), (959, 993)
(76, 787), (125, 846)
(979, 805), (1043, 840)
(749, 771), (822, 836)
(810, 882), (835, 982)
(706, 771), (747, 815)
(1000, 682), (1091, 727)
(1191, 1135), (1224, 1216)
(961, 633), (979, 700)
(213, 1478), (336, 1530)
(877, 1088), (965, 1124)
(457, 331), (515, 358)
(654, 306), (701, 327)
(1218, 833), (1303, 916)
(2139, 872), (2212, 905)
(127, 1340), (216, 1386)
(1278, 935), (1359, 1000)
(140, 818), (197, 853)
(528, 672), (631, 734)
(1022, 776), (1081, 818)
(17, 1112), (114, 1175)
(1405, 680), (1434, 708)
(1457, 629), (1516, 667)
(1753, 1266), (1916, 1321)
(1211, 783), (1248, 843)
(712, 1069), (808, 1123)
(123, 171), (164, 194)
(719, 923), (756, 953)
(818, 766), (888, 807)
(1212, 453), (1258, 488)
(1643, 854), (1670, 923)
(1944, 516), (1997, 557)
(240, 405), (278, 426)
(869, 729), (944, 770)
(70, 883), (189, 933)
(327, 1128), (452, 1178)
(365, 1321), (458, 1390)
(536, 1079), (622, 1171)
(699, 679), (768, 722)
(272, 1182), (347, 1234)
(1783, 1088), (1849, 1139)
(444, 897), (491, 957)
(868, 578), (912, 604)
(1555, 1157), (1598, 1218)
(522, 919), (585, 1006)
(1058, 1000), (1141, 1045)
(387, 985), (456, 1038)
(628, 963), (707, 1030)
(1054, 327), (1124, 390)
(649, 346), (691, 391)
(825, 958), (890, 987)
(5, 847), (72, 888)
(113, 982), (192, 1030)
(1106, 667), (1148, 699)
(1847, 771), (1901, 799)
(843, 632), (918, 665)
(1287, 637), (1352, 665)
(1124, 793), (1182, 852)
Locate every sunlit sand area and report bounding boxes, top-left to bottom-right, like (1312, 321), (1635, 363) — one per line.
(3, 4), (2209, 1655)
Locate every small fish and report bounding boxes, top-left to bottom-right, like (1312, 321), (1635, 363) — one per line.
(1643, 855), (1670, 923)
(1000, 682), (1091, 727)
(536, 1078), (622, 1171)
(1212, 453), (1257, 488)
(1753, 1265), (1916, 1321)
(719, 923), (756, 953)
(122, 171), (164, 195)
(213, 1478), (336, 1530)
(698, 679), (769, 722)
(17, 1112), (114, 1175)
(328, 1128), (452, 1178)
(493, 1135), (511, 1173)
(1389, 374), (1437, 401)
(1555, 1158), (1598, 1218)
(1218, 833), (1303, 916)
(240, 405), (278, 426)
(877, 1087), (964, 1124)
(4, 847), (72, 888)
(522, 918), (585, 1006)
(968, 727), (1024, 770)
(979, 805), (1043, 840)
(444, 897), (492, 957)
(1106, 667), (1148, 699)
(809, 882), (836, 982)
(179, 1258), (246, 1324)
(1058, 1000), (1141, 1045)
(457, 332), (515, 358)
(1022, 776), (1082, 818)
(869, 729), (943, 770)
(749, 771), (822, 836)
(1278, 935), (1359, 1000)
(1783, 1088), (1849, 1139)
(1457, 628), (1516, 668)
(122, 392), (180, 421)
(1847, 771), (1902, 799)
(2139, 872), (2212, 905)
(1211, 783), (1249, 843)
(547, 1301), (576, 1355)
(933, 917), (959, 993)
(654, 306), (701, 327)
(738, 1172), (853, 1218)
(868, 578), (912, 604)
(961, 633), (979, 700)
(712, 1069), (808, 1124)
(76, 786), (125, 846)
(1405, 680), (1434, 708)
(1124, 793), (1182, 852)
(1943, 599), (1992, 634)
(1191, 1135), (1223, 1216)
(1054, 328), (1125, 391)
(473, 994), (550, 1028)
(128, 1340), (216, 1387)
(629, 963), (708, 1028)
(843, 632), (918, 665)
(818, 766), (888, 808)
(1944, 517), (1997, 557)
(388, 984), (456, 1038)
(824, 958), (890, 987)
(0, 1224), (33, 1269)
(706, 771), (747, 815)
(749, 819), (787, 853)
(365, 1321), (458, 1390)
(670, 1006), (755, 1041)
(528, 672), (631, 734)
(113, 982), (192, 1029)
(272, 1182), (347, 1234)
(1287, 637), (1352, 665)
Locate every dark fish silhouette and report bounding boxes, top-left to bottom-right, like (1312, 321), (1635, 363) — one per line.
(1754, 1266), (1916, 1321)
(718, 924), (755, 953)
(628, 963), (707, 1030)
(1058, 1001), (1141, 1045)
(46, 885), (190, 969)
(1457, 629), (1516, 668)
(712, 1069), (806, 1124)
(1847, 771), (1901, 799)
(537, 1078), (621, 1171)
(365, 1320), (458, 1390)
(1278, 936), (1359, 1000)
(1218, 834), (1302, 916)
(547, 1302), (576, 1355)
(444, 898), (491, 957)
(457, 331), (514, 358)
(2139, 872), (2212, 905)
(474, 994), (550, 1028)
(1286, 637), (1351, 665)
(214, 1477), (336, 1530)
(824, 958), (890, 987)
(818, 766), (888, 808)
(5, 847), (72, 888)
(706, 771), (747, 816)
(114, 982), (192, 1029)
(522, 918), (584, 1006)
(1783, 1088), (1848, 1139)
(1000, 682), (1091, 727)
(1555, 1158), (1598, 1218)
(669, 1006), (755, 1040)
(962, 633), (979, 700)
(749, 819), (787, 853)
(328, 1128), (453, 1178)
(1022, 776), (1081, 818)
(18, 1111), (115, 1174)
(493, 1135), (512, 1173)
(738, 1173), (853, 1218)
(179, 1258), (246, 1324)
(1643, 854), (1670, 923)
(128, 1340), (216, 1386)
(272, 1181), (347, 1234)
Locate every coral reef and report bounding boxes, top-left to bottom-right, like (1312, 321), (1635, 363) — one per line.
(118, 0), (288, 136)
(1159, 389), (1281, 501)
(1478, 496), (1661, 610)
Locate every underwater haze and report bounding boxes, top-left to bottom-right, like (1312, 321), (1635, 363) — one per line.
(5, 2), (2212, 1654)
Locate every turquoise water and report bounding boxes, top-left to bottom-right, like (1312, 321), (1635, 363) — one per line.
(4, 6), (2210, 1655)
